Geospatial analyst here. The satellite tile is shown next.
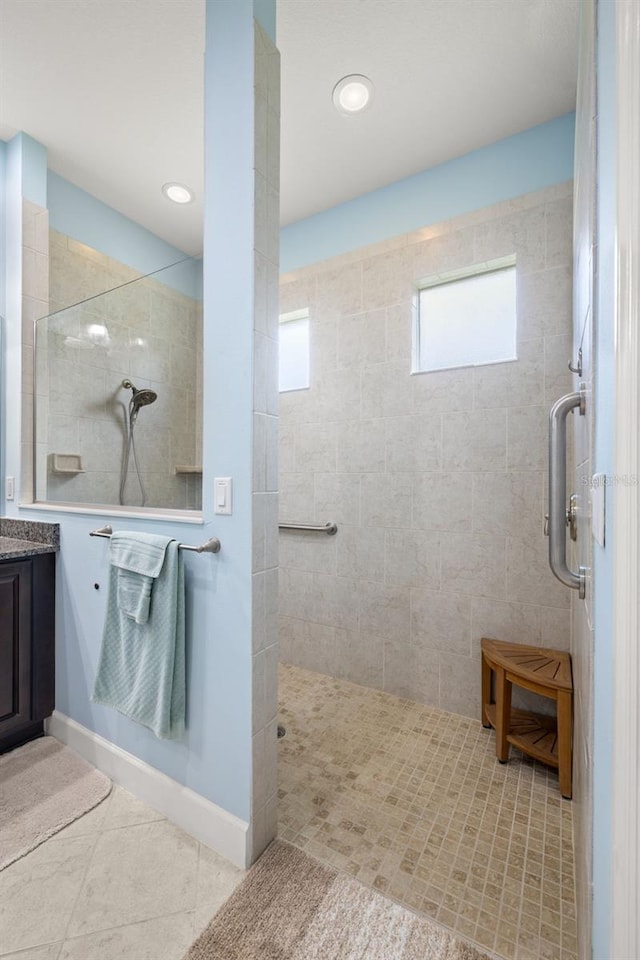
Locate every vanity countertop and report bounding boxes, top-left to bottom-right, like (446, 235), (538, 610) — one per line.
(0, 519), (60, 560)
(0, 537), (59, 559)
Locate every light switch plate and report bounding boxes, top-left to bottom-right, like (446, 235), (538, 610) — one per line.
(214, 477), (232, 515)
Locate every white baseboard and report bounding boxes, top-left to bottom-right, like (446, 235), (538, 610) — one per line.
(46, 711), (249, 869)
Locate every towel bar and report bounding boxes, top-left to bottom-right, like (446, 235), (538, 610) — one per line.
(89, 525), (221, 554)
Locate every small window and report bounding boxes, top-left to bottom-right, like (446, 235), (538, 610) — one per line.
(415, 258), (517, 373)
(279, 309), (310, 392)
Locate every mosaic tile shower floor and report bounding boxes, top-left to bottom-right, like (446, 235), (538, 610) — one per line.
(278, 663), (577, 960)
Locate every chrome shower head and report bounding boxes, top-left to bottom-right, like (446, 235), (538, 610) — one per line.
(121, 379), (158, 408)
(132, 388), (158, 408)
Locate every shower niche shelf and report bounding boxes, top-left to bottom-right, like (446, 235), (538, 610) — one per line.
(174, 465), (202, 475)
(49, 454), (84, 475)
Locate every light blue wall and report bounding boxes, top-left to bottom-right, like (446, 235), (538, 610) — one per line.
(28, 508), (237, 792)
(196, 0), (259, 819)
(253, 0), (275, 41)
(592, 0), (616, 953)
(281, 113), (575, 272)
(21, 136), (47, 208)
(0, 0), (272, 826)
(48, 172), (202, 300)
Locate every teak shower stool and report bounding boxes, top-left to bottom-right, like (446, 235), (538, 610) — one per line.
(481, 637), (574, 799)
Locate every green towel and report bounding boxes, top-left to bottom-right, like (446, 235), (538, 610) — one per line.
(93, 538), (185, 739)
(110, 531), (170, 624)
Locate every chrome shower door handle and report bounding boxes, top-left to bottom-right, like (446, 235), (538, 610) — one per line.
(567, 493), (579, 542)
(548, 386), (587, 599)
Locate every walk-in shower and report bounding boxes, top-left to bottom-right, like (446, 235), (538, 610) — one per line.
(119, 379), (158, 507)
(33, 244), (203, 511)
(276, 179), (577, 960)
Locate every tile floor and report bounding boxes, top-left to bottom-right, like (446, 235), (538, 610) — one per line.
(0, 784), (245, 960)
(1, 665), (577, 960)
(278, 663), (577, 960)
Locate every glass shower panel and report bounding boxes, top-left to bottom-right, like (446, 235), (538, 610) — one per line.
(34, 258), (203, 511)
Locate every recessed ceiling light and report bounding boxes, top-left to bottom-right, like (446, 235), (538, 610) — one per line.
(332, 75), (374, 116)
(162, 182), (194, 204)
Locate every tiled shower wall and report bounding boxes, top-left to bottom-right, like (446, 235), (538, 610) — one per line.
(39, 230), (203, 510)
(250, 20), (280, 862)
(22, 199), (50, 502)
(279, 183), (573, 718)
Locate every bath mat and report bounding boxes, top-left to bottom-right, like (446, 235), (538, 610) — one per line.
(184, 840), (492, 960)
(0, 736), (111, 870)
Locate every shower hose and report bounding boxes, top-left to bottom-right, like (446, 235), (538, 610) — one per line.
(119, 405), (148, 507)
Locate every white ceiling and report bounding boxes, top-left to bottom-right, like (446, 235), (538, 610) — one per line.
(0, 0), (206, 256)
(278, 0), (579, 225)
(0, 0), (578, 257)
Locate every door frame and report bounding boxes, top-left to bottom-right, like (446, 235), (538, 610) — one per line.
(610, 1), (640, 954)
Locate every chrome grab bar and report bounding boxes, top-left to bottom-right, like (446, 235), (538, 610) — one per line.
(89, 524), (221, 553)
(547, 386), (586, 598)
(279, 522), (338, 535)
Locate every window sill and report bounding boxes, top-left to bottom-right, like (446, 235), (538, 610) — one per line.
(18, 502), (204, 524)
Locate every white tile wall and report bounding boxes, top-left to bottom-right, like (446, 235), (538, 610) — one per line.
(279, 184), (573, 719)
(22, 200), (51, 502)
(39, 231), (202, 510)
(250, 19), (280, 863)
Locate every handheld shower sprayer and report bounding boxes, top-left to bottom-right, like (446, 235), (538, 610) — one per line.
(121, 379), (158, 410)
(119, 380), (158, 507)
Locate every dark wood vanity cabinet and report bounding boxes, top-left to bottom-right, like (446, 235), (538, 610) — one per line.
(0, 552), (55, 752)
